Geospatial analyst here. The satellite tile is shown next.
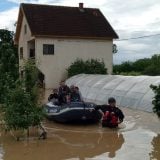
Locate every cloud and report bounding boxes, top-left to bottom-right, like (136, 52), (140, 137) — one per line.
(113, 29), (160, 63)
(7, 0), (62, 4)
(0, 7), (18, 31)
(3, 0), (160, 63)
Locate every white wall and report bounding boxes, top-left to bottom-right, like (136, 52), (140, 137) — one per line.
(18, 15), (113, 89)
(18, 14), (34, 69)
(36, 38), (113, 88)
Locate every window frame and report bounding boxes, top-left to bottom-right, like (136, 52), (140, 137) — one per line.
(43, 44), (54, 55)
(20, 70), (24, 78)
(24, 24), (27, 34)
(20, 47), (23, 59)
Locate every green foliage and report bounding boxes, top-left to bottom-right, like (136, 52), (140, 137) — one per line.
(67, 59), (107, 77)
(3, 60), (44, 131)
(115, 71), (141, 76)
(0, 73), (16, 103)
(112, 44), (118, 54)
(24, 60), (38, 91)
(143, 55), (160, 75)
(113, 54), (160, 76)
(0, 29), (18, 104)
(132, 58), (151, 72)
(0, 29), (44, 133)
(0, 29), (14, 45)
(150, 84), (160, 118)
(113, 61), (134, 74)
(4, 85), (44, 130)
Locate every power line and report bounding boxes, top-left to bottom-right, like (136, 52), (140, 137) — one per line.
(115, 33), (160, 41)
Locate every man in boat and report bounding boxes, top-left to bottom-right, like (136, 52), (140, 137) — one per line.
(94, 97), (124, 128)
(58, 81), (70, 104)
(48, 88), (59, 103)
(69, 86), (83, 102)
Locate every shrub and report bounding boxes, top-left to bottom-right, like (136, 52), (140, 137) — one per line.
(113, 54), (160, 76)
(3, 60), (44, 134)
(150, 84), (160, 118)
(114, 71), (141, 76)
(67, 59), (107, 77)
(4, 85), (44, 130)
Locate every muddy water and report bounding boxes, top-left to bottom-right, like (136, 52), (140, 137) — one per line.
(0, 90), (160, 160)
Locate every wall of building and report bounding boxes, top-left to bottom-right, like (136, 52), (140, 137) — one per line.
(36, 38), (113, 88)
(18, 14), (34, 69)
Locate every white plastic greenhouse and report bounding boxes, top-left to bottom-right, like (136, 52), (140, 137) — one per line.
(66, 74), (160, 112)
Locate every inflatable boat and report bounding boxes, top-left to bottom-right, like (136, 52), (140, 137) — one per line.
(44, 101), (101, 123)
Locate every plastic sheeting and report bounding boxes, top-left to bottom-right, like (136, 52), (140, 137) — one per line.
(66, 74), (160, 112)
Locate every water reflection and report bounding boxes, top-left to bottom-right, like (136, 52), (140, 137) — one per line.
(49, 129), (124, 159)
(1, 106), (160, 160)
(150, 134), (160, 160)
(1, 128), (124, 160)
(0, 145), (4, 160)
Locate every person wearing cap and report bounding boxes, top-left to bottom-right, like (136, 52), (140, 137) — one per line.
(95, 97), (124, 128)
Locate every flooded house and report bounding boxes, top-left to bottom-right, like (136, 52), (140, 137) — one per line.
(14, 3), (118, 88)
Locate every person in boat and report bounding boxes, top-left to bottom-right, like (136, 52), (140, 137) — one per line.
(94, 97), (124, 128)
(69, 85), (82, 102)
(58, 81), (70, 104)
(74, 86), (83, 101)
(48, 88), (59, 104)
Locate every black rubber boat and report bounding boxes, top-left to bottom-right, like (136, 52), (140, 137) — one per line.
(44, 101), (101, 123)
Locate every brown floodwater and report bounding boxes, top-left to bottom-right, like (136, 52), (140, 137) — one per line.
(0, 90), (160, 160)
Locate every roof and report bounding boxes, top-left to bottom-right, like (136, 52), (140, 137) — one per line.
(15, 3), (118, 43)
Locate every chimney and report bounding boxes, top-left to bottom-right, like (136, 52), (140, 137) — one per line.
(79, 3), (84, 9)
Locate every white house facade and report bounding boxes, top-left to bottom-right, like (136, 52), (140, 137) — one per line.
(15, 3), (118, 88)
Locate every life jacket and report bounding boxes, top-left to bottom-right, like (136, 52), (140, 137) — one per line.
(102, 111), (118, 127)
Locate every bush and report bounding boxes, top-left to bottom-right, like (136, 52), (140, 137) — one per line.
(114, 71), (141, 76)
(4, 85), (44, 130)
(67, 59), (107, 77)
(150, 84), (160, 118)
(113, 54), (160, 76)
(3, 60), (44, 133)
(143, 55), (160, 75)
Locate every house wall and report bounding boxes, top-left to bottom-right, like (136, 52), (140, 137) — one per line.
(36, 38), (113, 89)
(18, 14), (34, 69)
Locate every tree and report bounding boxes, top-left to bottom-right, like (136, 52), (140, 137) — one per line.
(67, 59), (107, 77)
(0, 30), (44, 139)
(113, 54), (160, 76)
(150, 84), (160, 118)
(4, 84), (44, 130)
(113, 61), (134, 74)
(112, 44), (118, 54)
(3, 60), (44, 139)
(0, 29), (18, 104)
(0, 29), (14, 45)
(132, 58), (151, 72)
(143, 55), (160, 76)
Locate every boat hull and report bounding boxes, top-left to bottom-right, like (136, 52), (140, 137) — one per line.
(44, 102), (101, 123)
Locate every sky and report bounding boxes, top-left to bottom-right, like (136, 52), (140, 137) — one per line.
(0, 0), (160, 64)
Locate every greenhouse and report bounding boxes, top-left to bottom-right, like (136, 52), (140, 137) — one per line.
(66, 74), (160, 112)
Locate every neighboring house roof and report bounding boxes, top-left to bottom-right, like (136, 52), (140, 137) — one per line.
(15, 3), (118, 44)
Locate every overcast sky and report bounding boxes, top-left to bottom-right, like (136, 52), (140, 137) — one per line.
(1, 0), (160, 64)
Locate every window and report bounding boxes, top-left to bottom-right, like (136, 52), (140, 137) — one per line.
(29, 49), (35, 58)
(20, 70), (24, 78)
(24, 24), (27, 34)
(43, 44), (54, 55)
(20, 47), (23, 59)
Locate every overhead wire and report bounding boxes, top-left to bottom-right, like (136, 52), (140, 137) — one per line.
(115, 33), (160, 41)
